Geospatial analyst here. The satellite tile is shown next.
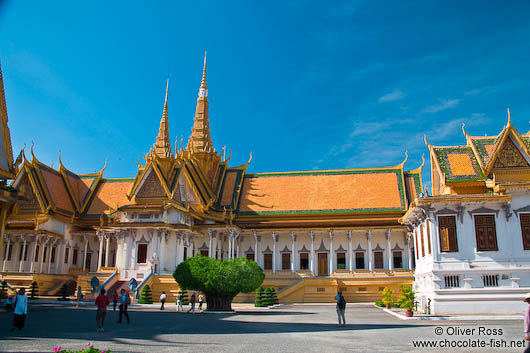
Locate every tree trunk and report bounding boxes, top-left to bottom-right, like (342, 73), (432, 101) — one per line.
(205, 292), (233, 311)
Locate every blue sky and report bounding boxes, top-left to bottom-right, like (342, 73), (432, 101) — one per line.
(1, 1), (530, 190)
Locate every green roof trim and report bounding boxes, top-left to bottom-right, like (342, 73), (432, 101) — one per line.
(434, 147), (486, 182)
(471, 138), (495, 165)
(245, 168), (401, 178)
(101, 178), (135, 183)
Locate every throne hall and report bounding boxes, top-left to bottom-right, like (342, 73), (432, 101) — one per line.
(0, 55), (421, 303)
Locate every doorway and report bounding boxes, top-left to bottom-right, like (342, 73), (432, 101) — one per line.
(318, 253), (328, 276)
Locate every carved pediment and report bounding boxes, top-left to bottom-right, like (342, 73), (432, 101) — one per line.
(136, 168), (166, 199)
(492, 137), (530, 169)
(17, 173), (41, 212)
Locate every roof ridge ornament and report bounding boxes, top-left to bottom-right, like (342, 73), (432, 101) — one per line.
(507, 107), (511, 126)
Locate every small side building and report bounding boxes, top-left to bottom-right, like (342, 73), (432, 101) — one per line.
(402, 111), (530, 314)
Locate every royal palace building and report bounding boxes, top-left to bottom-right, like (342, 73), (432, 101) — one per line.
(0, 55), (422, 303)
(402, 113), (530, 314)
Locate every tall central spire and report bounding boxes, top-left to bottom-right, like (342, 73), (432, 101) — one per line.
(152, 78), (172, 158)
(188, 51), (214, 153)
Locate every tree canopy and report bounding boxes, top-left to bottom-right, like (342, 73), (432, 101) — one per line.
(173, 255), (265, 310)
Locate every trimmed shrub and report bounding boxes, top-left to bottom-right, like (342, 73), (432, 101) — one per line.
(374, 300), (385, 307)
(0, 281), (7, 300)
(262, 287), (278, 307)
(179, 290), (189, 305)
(139, 285), (153, 304)
(29, 281), (39, 300)
(254, 287), (265, 307)
(57, 283), (69, 301)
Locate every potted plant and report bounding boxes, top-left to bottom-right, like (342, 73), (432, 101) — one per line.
(396, 284), (415, 317)
(379, 287), (394, 309)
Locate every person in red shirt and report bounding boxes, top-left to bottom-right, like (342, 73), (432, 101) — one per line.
(95, 288), (110, 332)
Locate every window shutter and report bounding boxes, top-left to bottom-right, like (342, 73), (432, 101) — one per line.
(520, 214), (530, 250)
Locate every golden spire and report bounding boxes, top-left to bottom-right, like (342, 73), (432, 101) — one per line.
(152, 79), (172, 158)
(507, 107), (511, 125)
(187, 52), (214, 153)
(200, 50), (207, 91)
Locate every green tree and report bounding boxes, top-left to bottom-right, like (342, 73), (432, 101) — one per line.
(396, 284), (415, 312)
(29, 281), (39, 300)
(173, 255), (265, 311)
(139, 285), (153, 304)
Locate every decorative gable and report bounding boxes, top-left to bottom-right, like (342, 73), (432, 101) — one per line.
(16, 171), (41, 212)
(136, 168), (166, 200)
(492, 137), (530, 169)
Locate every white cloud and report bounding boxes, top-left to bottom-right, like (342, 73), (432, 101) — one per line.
(422, 98), (460, 113)
(378, 90), (405, 103)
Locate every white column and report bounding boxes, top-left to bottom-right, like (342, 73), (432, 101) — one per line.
(236, 234), (241, 258)
(386, 230), (393, 271)
(290, 232), (295, 272)
(406, 233), (413, 271)
(208, 229), (213, 257)
(29, 238), (37, 273)
(253, 231), (259, 262)
(212, 233), (218, 259)
(47, 241), (55, 274)
(116, 234), (123, 270)
(97, 233), (104, 271)
(272, 232), (277, 273)
(160, 232), (167, 271)
(367, 230), (373, 272)
(54, 240), (64, 274)
(430, 218), (440, 263)
(105, 234), (111, 267)
(178, 234), (184, 264)
(348, 231), (353, 272)
(19, 237), (27, 272)
(228, 232), (232, 259)
(39, 238), (47, 273)
(2, 237), (10, 272)
(310, 231), (315, 275)
(82, 236), (88, 271)
(328, 231), (333, 275)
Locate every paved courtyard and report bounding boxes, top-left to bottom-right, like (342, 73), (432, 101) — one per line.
(0, 302), (527, 353)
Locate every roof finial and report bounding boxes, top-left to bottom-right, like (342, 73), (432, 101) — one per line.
(201, 50), (207, 90)
(163, 78), (169, 116)
(507, 107), (511, 125)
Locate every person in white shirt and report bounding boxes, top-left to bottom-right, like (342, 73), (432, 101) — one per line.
(160, 292), (167, 310)
(176, 292), (183, 312)
(10, 288), (28, 332)
(198, 293), (204, 312)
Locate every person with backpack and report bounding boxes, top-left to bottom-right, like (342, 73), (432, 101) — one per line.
(160, 291), (167, 310)
(10, 288), (28, 332)
(335, 290), (346, 327)
(176, 292), (183, 312)
(187, 292), (196, 314)
(117, 289), (130, 324)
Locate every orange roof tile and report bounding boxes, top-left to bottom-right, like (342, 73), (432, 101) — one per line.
(446, 153), (476, 176)
(220, 171), (237, 206)
(86, 179), (133, 215)
(38, 166), (74, 213)
(238, 169), (405, 215)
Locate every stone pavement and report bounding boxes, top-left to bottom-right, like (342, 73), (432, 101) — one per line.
(0, 303), (527, 352)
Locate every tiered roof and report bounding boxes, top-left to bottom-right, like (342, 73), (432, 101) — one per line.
(7, 55), (424, 232)
(426, 109), (530, 195)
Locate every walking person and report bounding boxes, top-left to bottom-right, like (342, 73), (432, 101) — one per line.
(117, 289), (130, 324)
(160, 291), (167, 310)
(187, 292), (196, 314)
(10, 288), (28, 332)
(335, 290), (346, 327)
(198, 293), (204, 312)
(95, 288), (110, 332)
(523, 293), (530, 353)
(112, 292), (118, 311)
(176, 292), (183, 312)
